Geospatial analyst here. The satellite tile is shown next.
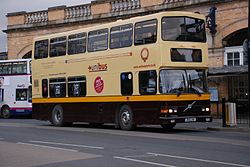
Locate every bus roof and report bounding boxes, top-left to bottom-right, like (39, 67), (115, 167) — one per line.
(0, 59), (31, 63)
(33, 11), (205, 41)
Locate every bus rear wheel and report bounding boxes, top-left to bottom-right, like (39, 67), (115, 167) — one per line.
(1, 106), (11, 119)
(161, 123), (176, 130)
(119, 105), (135, 131)
(51, 105), (65, 127)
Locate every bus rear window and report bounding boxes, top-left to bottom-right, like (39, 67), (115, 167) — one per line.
(16, 89), (28, 101)
(34, 40), (48, 59)
(134, 19), (157, 45)
(50, 37), (67, 57)
(171, 48), (202, 62)
(162, 17), (206, 42)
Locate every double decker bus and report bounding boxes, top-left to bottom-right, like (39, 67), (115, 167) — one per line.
(32, 11), (212, 130)
(0, 59), (32, 118)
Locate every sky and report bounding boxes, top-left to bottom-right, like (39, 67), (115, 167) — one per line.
(0, 0), (91, 52)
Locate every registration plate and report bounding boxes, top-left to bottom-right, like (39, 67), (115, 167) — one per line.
(185, 117), (196, 122)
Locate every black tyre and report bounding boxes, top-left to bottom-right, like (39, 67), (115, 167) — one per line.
(119, 105), (135, 130)
(1, 106), (11, 119)
(161, 123), (176, 130)
(51, 105), (65, 126)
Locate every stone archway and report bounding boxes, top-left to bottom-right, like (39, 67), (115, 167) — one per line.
(219, 18), (247, 43)
(16, 44), (32, 59)
(222, 28), (247, 47)
(22, 51), (32, 59)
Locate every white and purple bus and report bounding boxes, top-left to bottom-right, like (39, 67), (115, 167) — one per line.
(0, 59), (32, 118)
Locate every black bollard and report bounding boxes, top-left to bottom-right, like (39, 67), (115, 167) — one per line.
(222, 98), (226, 127)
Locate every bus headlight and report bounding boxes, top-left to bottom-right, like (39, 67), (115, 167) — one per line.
(202, 108), (210, 112)
(161, 108), (177, 114)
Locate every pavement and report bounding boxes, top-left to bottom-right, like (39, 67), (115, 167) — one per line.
(175, 118), (250, 132)
(207, 118), (250, 132)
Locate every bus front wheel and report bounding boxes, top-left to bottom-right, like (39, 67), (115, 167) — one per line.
(51, 105), (65, 127)
(1, 106), (11, 119)
(119, 105), (135, 131)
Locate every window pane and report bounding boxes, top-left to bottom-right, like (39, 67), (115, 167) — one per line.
(110, 24), (133, 49)
(120, 72), (133, 95)
(42, 79), (48, 98)
(162, 17), (206, 42)
(88, 29), (108, 52)
(68, 33), (86, 55)
(228, 60), (233, 66)
(28, 86), (32, 103)
(171, 48), (202, 62)
(227, 52), (233, 59)
(160, 69), (207, 94)
(162, 17), (184, 41)
(139, 70), (157, 95)
(0, 89), (3, 102)
(16, 89), (28, 101)
(12, 62), (27, 74)
(135, 19), (157, 45)
(234, 59), (240, 66)
(50, 37), (66, 57)
(34, 40), (48, 59)
(234, 52), (240, 59)
(0, 62), (11, 74)
(49, 78), (66, 97)
(68, 76), (86, 97)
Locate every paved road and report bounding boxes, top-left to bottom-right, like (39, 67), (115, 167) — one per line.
(0, 119), (250, 167)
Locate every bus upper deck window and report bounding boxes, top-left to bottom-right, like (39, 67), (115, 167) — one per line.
(12, 62), (27, 74)
(34, 40), (48, 59)
(68, 33), (87, 55)
(88, 29), (108, 52)
(50, 37), (67, 57)
(162, 17), (206, 42)
(110, 24), (133, 49)
(134, 19), (157, 46)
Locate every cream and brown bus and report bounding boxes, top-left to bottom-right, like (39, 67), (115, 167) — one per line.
(32, 11), (212, 130)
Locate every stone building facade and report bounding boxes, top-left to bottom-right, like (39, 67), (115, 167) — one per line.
(3, 0), (249, 119)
